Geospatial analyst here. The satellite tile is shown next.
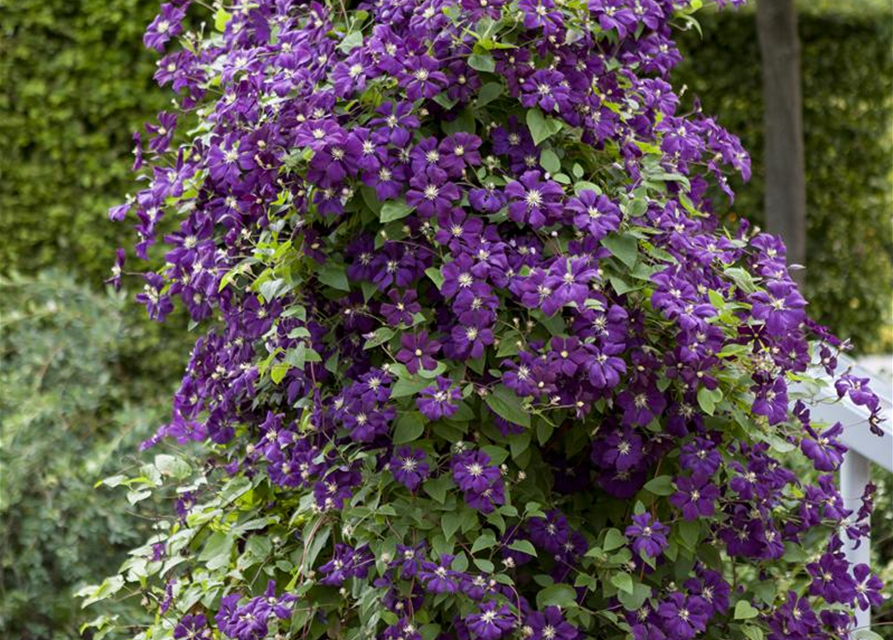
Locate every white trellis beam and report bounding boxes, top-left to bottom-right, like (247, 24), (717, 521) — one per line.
(805, 355), (892, 633)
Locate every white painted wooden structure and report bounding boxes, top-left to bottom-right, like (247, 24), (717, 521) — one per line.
(806, 355), (893, 632)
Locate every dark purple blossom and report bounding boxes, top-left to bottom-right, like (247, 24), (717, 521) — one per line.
(389, 447), (430, 491)
(417, 376), (461, 420)
(625, 513), (669, 558)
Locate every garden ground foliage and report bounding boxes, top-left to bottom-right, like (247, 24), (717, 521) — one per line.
(0, 272), (169, 639)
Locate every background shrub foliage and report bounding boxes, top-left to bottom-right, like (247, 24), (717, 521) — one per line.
(0, 272), (166, 639)
(673, 2), (893, 353)
(75, 0), (888, 639)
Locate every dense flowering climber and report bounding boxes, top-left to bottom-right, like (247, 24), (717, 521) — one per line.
(83, 0), (890, 638)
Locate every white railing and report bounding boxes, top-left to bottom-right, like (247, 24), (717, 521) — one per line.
(806, 355), (893, 631)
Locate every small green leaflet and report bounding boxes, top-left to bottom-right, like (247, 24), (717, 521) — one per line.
(364, 327), (394, 349)
(484, 384), (530, 427)
(536, 584), (577, 609)
(643, 475), (675, 496)
(610, 572), (634, 594)
(539, 148), (561, 174)
(442, 512), (461, 541)
(471, 532), (497, 553)
(338, 31), (363, 54)
(270, 362), (290, 384)
(526, 108), (563, 146)
(380, 199), (413, 223)
(467, 54), (495, 73)
(617, 583), (651, 610)
(425, 266), (445, 290)
(508, 539), (537, 557)
(602, 233), (639, 268)
(603, 528), (626, 552)
(477, 82), (504, 107)
(423, 475), (454, 504)
(696, 386), (723, 416)
(318, 263), (350, 291)
(198, 531), (234, 571)
(393, 411), (425, 444)
(214, 8), (232, 31)
(733, 600), (759, 620)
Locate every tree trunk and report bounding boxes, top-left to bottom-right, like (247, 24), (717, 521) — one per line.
(756, 0), (807, 281)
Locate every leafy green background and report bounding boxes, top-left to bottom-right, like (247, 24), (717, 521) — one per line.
(0, 0), (890, 637)
(0, 272), (167, 639)
(674, 4), (893, 353)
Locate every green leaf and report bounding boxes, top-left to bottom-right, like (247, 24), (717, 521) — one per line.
(509, 430), (531, 460)
(318, 263), (350, 291)
(508, 539), (537, 557)
(214, 8), (232, 31)
(734, 600), (759, 620)
(426, 266), (445, 290)
(393, 411), (426, 444)
(468, 54), (496, 73)
(477, 82), (504, 107)
(602, 233), (639, 268)
(752, 580), (776, 606)
(392, 376), (431, 398)
(617, 583), (651, 611)
(742, 626), (765, 640)
(270, 362), (290, 384)
(725, 267), (758, 294)
(696, 386), (723, 416)
(536, 420), (555, 446)
(526, 108), (563, 146)
(603, 528), (626, 552)
(536, 584), (577, 609)
(761, 431), (796, 454)
(420, 624), (442, 640)
(424, 475), (454, 504)
(380, 199), (414, 223)
(154, 454), (190, 479)
(338, 31), (363, 54)
(473, 558), (495, 572)
(364, 327), (395, 349)
(471, 532), (497, 554)
(678, 520), (700, 550)
(198, 532), (234, 571)
(442, 512), (461, 541)
(540, 148), (561, 174)
(611, 572), (634, 594)
(644, 475), (675, 496)
(442, 108), (476, 135)
(484, 384), (530, 428)
(77, 576), (125, 607)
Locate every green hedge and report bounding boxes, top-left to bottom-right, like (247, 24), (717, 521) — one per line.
(0, 0), (195, 382)
(674, 6), (893, 352)
(0, 0), (166, 280)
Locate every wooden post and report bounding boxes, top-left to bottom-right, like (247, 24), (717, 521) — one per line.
(756, 0), (807, 283)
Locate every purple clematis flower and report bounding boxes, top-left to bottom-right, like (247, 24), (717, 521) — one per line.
(625, 513), (670, 558)
(504, 170), (564, 229)
(389, 447), (430, 491)
(417, 376), (461, 420)
(567, 190), (622, 240)
(396, 331), (441, 374)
